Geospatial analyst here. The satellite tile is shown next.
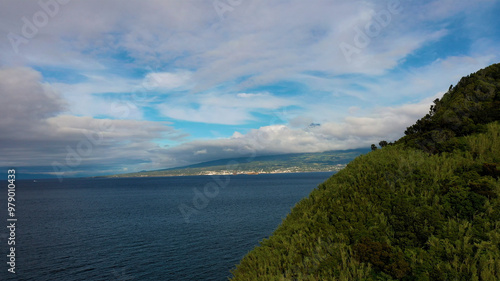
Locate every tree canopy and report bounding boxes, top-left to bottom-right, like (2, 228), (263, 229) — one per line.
(230, 63), (500, 280)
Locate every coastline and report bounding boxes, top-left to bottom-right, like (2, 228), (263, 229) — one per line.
(101, 167), (343, 178)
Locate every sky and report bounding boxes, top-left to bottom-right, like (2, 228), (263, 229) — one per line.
(0, 0), (499, 179)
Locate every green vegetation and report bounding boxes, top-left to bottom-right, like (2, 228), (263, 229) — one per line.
(230, 63), (500, 280)
(399, 63), (500, 154)
(105, 149), (367, 177)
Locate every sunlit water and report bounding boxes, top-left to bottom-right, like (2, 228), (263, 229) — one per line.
(0, 172), (333, 281)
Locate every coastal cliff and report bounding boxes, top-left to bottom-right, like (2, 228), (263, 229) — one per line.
(231, 63), (500, 280)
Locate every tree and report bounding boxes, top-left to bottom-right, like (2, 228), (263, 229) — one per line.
(379, 141), (388, 148)
(371, 144), (378, 151)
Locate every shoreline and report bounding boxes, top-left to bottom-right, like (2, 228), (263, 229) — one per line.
(100, 169), (340, 179)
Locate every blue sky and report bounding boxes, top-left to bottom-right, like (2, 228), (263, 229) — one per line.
(0, 0), (499, 178)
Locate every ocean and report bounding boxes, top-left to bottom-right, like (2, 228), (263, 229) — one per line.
(0, 172), (333, 281)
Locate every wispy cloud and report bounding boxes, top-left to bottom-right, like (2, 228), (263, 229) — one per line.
(144, 70), (193, 90)
(157, 91), (296, 125)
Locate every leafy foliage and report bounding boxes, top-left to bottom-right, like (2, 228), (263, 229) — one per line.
(398, 63), (500, 154)
(379, 141), (388, 148)
(230, 63), (500, 280)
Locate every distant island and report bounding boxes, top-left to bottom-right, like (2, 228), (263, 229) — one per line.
(104, 149), (369, 177)
(231, 63), (500, 280)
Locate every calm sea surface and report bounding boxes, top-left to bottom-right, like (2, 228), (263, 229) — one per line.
(0, 172), (333, 281)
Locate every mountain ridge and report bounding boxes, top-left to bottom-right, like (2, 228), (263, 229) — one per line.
(106, 148), (370, 177)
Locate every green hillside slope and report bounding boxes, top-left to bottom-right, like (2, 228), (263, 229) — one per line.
(106, 149), (368, 177)
(230, 63), (500, 280)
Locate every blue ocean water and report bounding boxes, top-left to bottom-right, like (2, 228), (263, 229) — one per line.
(0, 172), (333, 281)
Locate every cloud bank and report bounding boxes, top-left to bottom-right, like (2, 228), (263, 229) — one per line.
(0, 0), (499, 176)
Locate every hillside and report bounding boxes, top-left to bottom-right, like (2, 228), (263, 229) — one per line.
(106, 149), (368, 177)
(230, 63), (500, 280)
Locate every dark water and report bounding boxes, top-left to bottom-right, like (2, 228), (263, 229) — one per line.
(0, 172), (333, 281)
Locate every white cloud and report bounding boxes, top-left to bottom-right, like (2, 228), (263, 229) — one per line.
(203, 92), (294, 109)
(299, 54), (496, 106)
(194, 149), (207, 155)
(151, 96), (437, 168)
(0, 67), (186, 175)
(1, 1), (497, 103)
(3, 0), (491, 90)
(157, 91), (296, 124)
(50, 73), (146, 119)
(158, 103), (253, 125)
(0, 67), (67, 137)
(144, 71), (193, 90)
